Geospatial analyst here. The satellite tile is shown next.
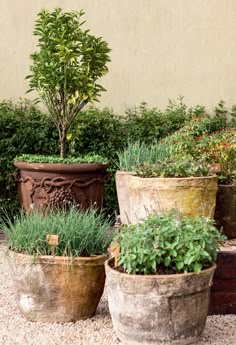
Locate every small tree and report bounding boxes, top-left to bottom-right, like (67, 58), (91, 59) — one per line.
(27, 8), (111, 158)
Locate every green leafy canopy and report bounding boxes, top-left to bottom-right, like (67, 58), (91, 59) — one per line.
(116, 210), (225, 275)
(26, 8), (111, 158)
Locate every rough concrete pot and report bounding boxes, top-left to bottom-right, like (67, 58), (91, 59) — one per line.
(214, 184), (236, 238)
(7, 250), (106, 322)
(116, 171), (218, 224)
(14, 161), (108, 211)
(105, 258), (216, 345)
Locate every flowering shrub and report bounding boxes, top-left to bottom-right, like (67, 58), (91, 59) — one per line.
(161, 115), (236, 184)
(196, 129), (236, 184)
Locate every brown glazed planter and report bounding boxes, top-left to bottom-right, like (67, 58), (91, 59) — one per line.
(14, 161), (108, 211)
(7, 250), (107, 322)
(116, 171), (218, 224)
(214, 184), (236, 238)
(105, 258), (216, 345)
(209, 244), (236, 315)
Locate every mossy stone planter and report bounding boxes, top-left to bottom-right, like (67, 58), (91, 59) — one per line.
(14, 161), (108, 211)
(105, 258), (216, 345)
(214, 184), (236, 238)
(7, 250), (106, 322)
(116, 171), (218, 224)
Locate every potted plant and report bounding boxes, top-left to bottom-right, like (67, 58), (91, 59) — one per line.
(196, 128), (236, 315)
(106, 210), (225, 345)
(14, 8), (111, 211)
(2, 207), (114, 322)
(197, 128), (236, 238)
(116, 141), (218, 224)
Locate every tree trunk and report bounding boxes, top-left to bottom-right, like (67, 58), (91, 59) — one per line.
(60, 130), (66, 159)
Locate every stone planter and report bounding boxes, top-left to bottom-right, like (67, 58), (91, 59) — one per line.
(214, 184), (236, 238)
(105, 258), (216, 345)
(14, 161), (108, 211)
(116, 171), (218, 224)
(7, 250), (106, 322)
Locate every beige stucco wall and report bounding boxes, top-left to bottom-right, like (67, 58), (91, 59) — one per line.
(0, 0), (236, 113)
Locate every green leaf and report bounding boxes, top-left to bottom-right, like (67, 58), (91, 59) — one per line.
(164, 256), (171, 267)
(193, 263), (202, 274)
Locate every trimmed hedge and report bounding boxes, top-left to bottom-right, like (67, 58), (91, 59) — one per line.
(0, 98), (232, 220)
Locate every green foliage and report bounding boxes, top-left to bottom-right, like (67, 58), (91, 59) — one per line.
(1, 207), (114, 257)
(15, 153), (108, 164)
(133, 158), (211, 178)
(117, 141), (172, 172)
(196, 129), (236, 184)
(0, 100), (58, 218)
(27, 8), (111, 157)
(0, 98), (233, 219)
(116, 210), (225, 275)
(124, 97), (194, 143)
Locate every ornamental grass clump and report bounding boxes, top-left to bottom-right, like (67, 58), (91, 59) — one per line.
(117, 141), (172, 172)
(115, 210), (225, 275)
(1, 207), (114, 257)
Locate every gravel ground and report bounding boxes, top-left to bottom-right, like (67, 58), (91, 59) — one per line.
(1, 242), (236, 345)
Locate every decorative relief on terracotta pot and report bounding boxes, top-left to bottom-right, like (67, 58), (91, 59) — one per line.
(20, 176), (104, 209)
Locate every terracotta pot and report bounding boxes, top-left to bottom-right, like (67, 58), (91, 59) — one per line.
(7, 250), (106, 322)
(105, 258), (216, 345)
(214, 184), (236, 238)
(116, 171), (218, 224)
(14, 161), (108, 211)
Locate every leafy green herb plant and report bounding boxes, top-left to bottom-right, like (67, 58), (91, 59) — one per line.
(15, 153), (108, 165)
(27, 8), (111, 158)
(1, 207), (114, 257)
(116, 210), (225, 275)
(133, 158), (212, 178)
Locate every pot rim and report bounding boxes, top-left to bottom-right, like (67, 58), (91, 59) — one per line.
(218, 184), (236, 187)
(116, 170), (217, 180)
(14, 160), (109, 173)
(7, 249), (108, 264)
(105, 257), (216, 279)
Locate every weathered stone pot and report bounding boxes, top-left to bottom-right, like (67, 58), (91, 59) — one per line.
(214, 184), (236, 238)
(116, 171), (218, 224)
(14, 161), (108, 211)
(105, 258), (216, 345)
(7, 250), (106, 322)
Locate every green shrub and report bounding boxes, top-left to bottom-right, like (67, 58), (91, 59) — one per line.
(2, 207), (114, 257)
(0, 100), (58, 218)
(124, 98), (195, 143)
(116, 210), (225, 275)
